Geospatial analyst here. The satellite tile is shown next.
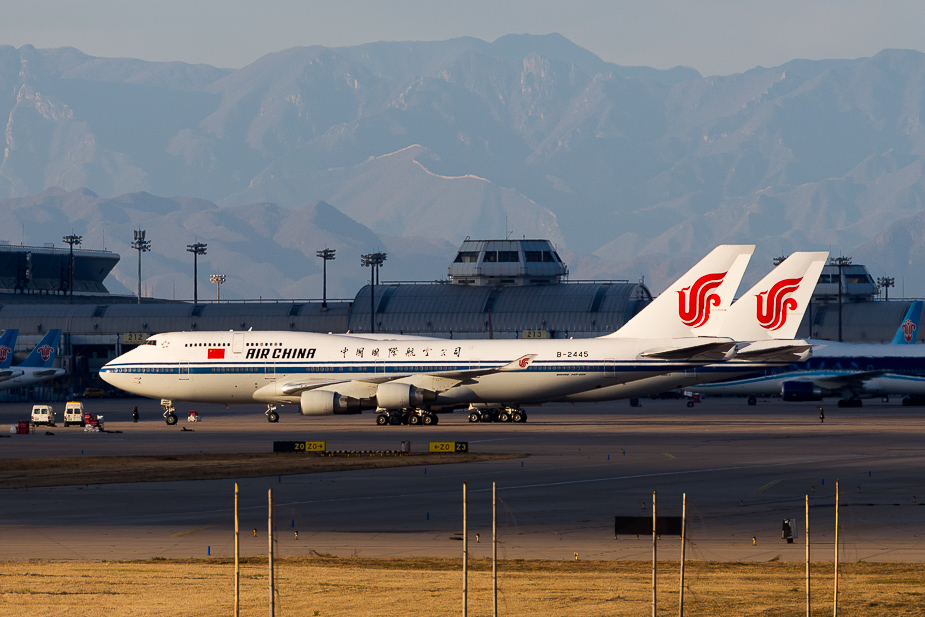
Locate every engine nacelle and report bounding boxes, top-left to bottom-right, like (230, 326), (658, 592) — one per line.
(300, 390), (360, 416)
(376, 383), (432, 409)
(781, 381), (824, 402)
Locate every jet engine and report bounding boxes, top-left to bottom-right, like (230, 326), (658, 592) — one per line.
(376, 383), (433, 409)
(299, 390), (360, 415)
(781, 381), (824, 402)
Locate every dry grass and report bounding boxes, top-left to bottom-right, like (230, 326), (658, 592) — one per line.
(0, 557), (923, 616)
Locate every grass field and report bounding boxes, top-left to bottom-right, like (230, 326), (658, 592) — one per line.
(1, 557), (923, 616)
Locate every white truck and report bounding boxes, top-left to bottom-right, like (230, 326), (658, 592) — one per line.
(64, 402), (85, 427)
(31, 404), (56, 427)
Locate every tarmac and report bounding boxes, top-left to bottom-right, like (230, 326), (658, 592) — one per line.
(0, 396), (923, 563)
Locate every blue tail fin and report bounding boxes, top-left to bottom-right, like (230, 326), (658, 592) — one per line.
(891, 301), (923, 344)
(0, 329), (18, 368)
(19, 329), (61, 367)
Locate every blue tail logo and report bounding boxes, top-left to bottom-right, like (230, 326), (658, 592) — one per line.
(892, 301), (923, 344)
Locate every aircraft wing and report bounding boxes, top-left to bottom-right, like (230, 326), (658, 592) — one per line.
(811, 370), (889, 390)
(31, 370), (62, 378)
(280, 355), (539, 396)
(638, 341), (737, 362)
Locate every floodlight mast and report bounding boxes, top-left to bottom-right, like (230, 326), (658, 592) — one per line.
(187, 242), (208, 303)
(131, 229), (151, 304)
(360, 252), (387, 333)
(62, 234), (82, 303)
(209, 274), (226, 302)
(316, 248), (336, 309)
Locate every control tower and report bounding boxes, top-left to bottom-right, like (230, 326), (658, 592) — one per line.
(448, 238), (568, 286)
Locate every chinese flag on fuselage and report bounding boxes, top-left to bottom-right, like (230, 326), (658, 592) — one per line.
(208, 348), (225, 359)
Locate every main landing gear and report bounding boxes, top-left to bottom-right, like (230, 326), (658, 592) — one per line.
(265, 404), (280, 423)
(161, 399), (178, 425)
(374, 409), (439, 426)
(467, 407), (527, 423)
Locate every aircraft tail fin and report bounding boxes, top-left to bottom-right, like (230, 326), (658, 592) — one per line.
(606, 245), (754, 339)
(0, 329), (18, 369)
(19, 329), (61, 368)
(711, 252), (828, 341)
(891, 300), (923, 344)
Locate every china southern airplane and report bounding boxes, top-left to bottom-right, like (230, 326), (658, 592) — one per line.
(102, 245), (762, 425)
(0, 329), (21, 382)
(558, 251), (828, 405)
(0, 330), (66, 391)
(691, 301), (925, 407)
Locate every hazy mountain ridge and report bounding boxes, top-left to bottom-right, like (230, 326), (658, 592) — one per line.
(3, 38), (925, 292)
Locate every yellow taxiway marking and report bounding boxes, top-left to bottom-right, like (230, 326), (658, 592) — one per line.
(172, 525), (217, 538)
(754, 479), (782, 494)
(661, 453), (676, 460)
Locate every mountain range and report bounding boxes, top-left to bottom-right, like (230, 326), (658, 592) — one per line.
(2, 35), (925, 297)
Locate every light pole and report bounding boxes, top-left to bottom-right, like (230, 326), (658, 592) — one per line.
(316, 248), (336, 309)
(210, 274), (226, 302)
(131, 229), (151, 304)
(62, 234), (82, 303)
(187, 242), (208, 303)
(877, 276), (895, 301)
(360, 252), (387, 333)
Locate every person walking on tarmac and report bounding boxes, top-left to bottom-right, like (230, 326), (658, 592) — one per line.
(819, 407), (824, 423)
(132, 406), (139, 423)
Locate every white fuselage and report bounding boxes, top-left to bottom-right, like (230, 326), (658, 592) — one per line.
(100, 330), (732, 409)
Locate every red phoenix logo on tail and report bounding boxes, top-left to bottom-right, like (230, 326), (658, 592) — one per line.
(901, 319), (917, 343)
(677, 272), (727, 328)
(0, 346), (9, 362)
(38, 344), (54, 362)
(756, 277), (803, 331)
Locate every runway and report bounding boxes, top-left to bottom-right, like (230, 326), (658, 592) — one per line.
(1, 396), (923, 562)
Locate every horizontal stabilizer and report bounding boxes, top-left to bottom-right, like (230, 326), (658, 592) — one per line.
(734, 341), (813, 364)
(638, 340), (737, 362)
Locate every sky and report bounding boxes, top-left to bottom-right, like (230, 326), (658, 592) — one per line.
(3, 0), (925, 76)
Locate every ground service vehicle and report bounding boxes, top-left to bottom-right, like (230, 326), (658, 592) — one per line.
(64, 402), (85, 427)
(31, 404), (55, 427)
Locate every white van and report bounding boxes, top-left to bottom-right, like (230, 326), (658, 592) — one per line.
(31, 404), (55, 427)
(64, 402), (85, 427)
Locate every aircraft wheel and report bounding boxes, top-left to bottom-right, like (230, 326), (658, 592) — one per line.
(376, 414), (389, 426)
(747, 396), (757, 406)
(498, 412), (511, 422)
(165, 414), (178, 426)
(480, 411), (494, 422)
(422, 414), (434, 426)
(903, 397), (912, 407)
(408, 413), (421, 426)
(511, 411), (525, 423)
(268, 411), (280, 423)
(468, 412), (480, 423)
(687, 401), (694, 408)
(389, 413), (402, 426)
(882, 396), (889, 403)
(432, 414), (440, 425)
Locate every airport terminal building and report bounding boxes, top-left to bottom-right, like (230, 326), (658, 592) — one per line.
(0, 239), (917, 397)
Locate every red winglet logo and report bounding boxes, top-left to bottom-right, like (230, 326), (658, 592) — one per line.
(756, 277), (803, 331)
(0, 346), (9, 362)
(38, 344), (54, 362)
(901, 319), (917, 343)
(518, 356), (531, 368)
(208, 348), (225, 360)
(677, 271), (727, 328)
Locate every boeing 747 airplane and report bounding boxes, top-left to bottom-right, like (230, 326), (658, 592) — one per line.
(102, 245), (760, 424)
